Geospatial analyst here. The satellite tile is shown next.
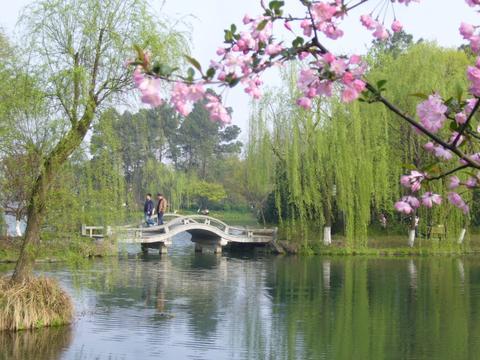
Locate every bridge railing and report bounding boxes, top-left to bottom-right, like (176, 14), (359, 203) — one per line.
(95, 213), (277, 241)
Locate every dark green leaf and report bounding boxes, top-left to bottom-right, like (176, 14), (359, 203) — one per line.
(184, 55), (202, 73)
(257, 19), (269, 31)
(206, 67), (216, 79)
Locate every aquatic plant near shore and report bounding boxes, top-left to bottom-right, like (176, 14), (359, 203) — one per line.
(0, 277), (73, 331)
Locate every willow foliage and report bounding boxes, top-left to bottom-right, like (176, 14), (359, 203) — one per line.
(247, 43), (473, 247)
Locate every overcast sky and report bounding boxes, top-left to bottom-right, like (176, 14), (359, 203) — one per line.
(1, 0), (477, 139)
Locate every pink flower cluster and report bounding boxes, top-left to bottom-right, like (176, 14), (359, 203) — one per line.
(396, 169), (442, 214)
(460, 21), (480, 54)
(424, 142), (452, 161)
(205, 94), (231, 124)
(133, 67), (163, 107)
(360, 15), (403, 41)
(467, 59), (480, 96)
(171, 82), (205, 116)
(300, 1), (344, 40)
(394, 196), (420, 214)
(447, 192), (469, 214)
(416, 94), (447, 133)
(395, 191), (442, 214)
(466, 0), (480, 7)
(133, 69), (231, 125)
(296, 53), (366, 109)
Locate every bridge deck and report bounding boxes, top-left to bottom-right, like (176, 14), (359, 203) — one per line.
(119, 214), (277, 245)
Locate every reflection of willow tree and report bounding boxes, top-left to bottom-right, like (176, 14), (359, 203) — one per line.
(0, 326), (72, 360)
(264, 257), (480, 359)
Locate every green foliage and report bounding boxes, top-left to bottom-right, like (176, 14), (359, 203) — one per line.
(246, 43), (474, 248)
(190, 179), (227, 208)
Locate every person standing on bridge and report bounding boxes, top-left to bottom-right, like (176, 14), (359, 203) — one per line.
(144, 193), (155, 227)
(156, 193), (168, 225)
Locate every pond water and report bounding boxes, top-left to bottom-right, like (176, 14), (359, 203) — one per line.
(2, 234), (480, 360)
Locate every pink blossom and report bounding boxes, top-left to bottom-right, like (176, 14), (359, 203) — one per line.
(394, 201), (413, 214)
(349, 55), (362, 65)
(449, 132), (465, 147)
(133, 68), (164, 107)
(312, 2), (338, 22)
(322, 52), (336, 64)
(341, 87), (359, 102)
(316, 81), (333, 97)
(455, 112), (467, 125)
(421, 192), (442, 208)
(204, 94), (231, 125)
(469, 36), (480, 53)
(284, 21), (292, 31)
(244, 77), (263, 99)
(391, 20), (403, 33)
(298, 52), (310, 60)
(467, 65), (480, 96)
(330, 59), (347, 76)
(433, 146), (452, 161)
(360, 14), (376, 30)
(416, 94), (447, 133)
(300, 19), (312, 37)
(448, 192), (469, 214)
(405, 195), (420, 208)
(460, 22), (475, 39)
(242, 14), (252, 24)
(265, 43), (283, 56)
(400, 171), (425, 192)
(170, 82), (205, 116)
(216, 47), (226, 56)
(449, 176), (460, 189)
(297, 97), (312, 109)
(424, 142), (435, 152)
(373, 24), (389, 41)
(465, 177), (478, 188)
(297, 68), (317, 94)
(324, 24), (344, 39)
(466, 0), (480, 7)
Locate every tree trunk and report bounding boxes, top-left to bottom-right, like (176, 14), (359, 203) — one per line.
(259, 206), (266, 227)
(11, 182), (46, 282)
(11, 102), (96, 283)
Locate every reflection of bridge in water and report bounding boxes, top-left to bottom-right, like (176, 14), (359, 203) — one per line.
(120, 214), (277, 254)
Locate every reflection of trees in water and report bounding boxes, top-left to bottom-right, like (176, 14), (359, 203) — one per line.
(29, 254), (480, 359)
(261, 257), (480, 360)
(0, 326), (72, 360)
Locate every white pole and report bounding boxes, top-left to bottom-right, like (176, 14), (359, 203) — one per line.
(458, 228), (466, 244)
(323, 226), (332, 245)
(408, 229), (415, 248)
(15, 220), (22, 237)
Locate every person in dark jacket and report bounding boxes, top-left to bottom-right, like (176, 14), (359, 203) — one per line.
(144, 193), (154, 226)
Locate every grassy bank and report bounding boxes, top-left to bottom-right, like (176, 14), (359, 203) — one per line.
(0, 235), (117, 264)
(273, 233), (480, 256)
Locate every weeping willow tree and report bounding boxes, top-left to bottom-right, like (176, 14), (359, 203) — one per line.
(363, 42), (473, 247)
(244, 97), (275, 225)
(246, 42), (473, 248)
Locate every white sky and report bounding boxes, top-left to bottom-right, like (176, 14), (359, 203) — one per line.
(1, 0), (477, 140)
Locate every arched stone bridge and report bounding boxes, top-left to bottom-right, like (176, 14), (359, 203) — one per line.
(124, 213), (277, 254)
